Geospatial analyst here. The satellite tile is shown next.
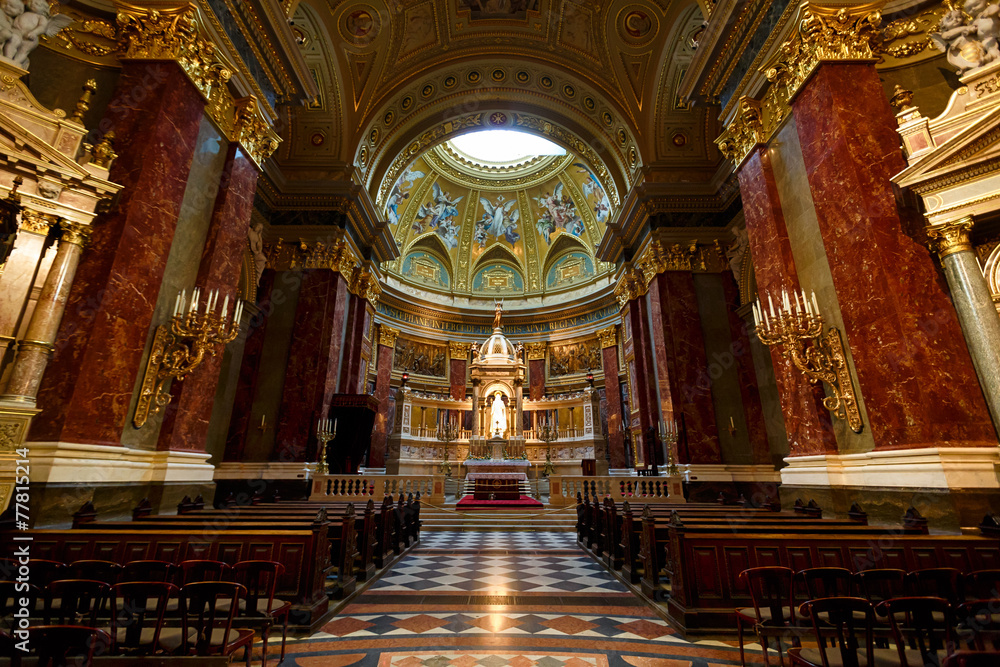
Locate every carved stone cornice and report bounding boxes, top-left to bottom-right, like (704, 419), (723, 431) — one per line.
(18, 209), (57, 236)
(596, 325), (617, 349)
(113, 2), (280, 168)
(378, 324), (400, 349)
(716, 1), (885, 169)
(614, 267), (647, 309)
(928, 217), (974, 259)
(351, 266), (382, 307)
(635, 239), (728, 283)
(525, 342), (547, 361)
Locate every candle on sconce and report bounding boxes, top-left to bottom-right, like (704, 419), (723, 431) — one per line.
(811, 291), (819, 315)
(221, 295), (229, 319)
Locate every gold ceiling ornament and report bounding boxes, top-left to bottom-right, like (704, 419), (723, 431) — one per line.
(927, 217), (975, 259)
(377, 324), (400, 349)
(449, 341), (470, 358)
(596, 325), (617, 349)
(717, 1), (885, 169)
(614, 267), (647, 309)
(18, 209), (58, 236)
(525, 342), (547, 361)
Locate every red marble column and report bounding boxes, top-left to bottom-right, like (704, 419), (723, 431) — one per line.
(738, 146), (837, 456)
(600, 338), (627, 469)
(450, 345), (467, 401)
(338, 295), (370, 394)
(792, 62), (995, 450)
(273, 270), (352, 463)
(622, 298), (658, 466)
(368, 330), (395, 469)
(224, 271), (274, 462)
(528, 358), (545, 400)
(722, 277), (772, 465)
(31, 62), (205, 447)
(647, 272), (722, 465)
(157, 144), (259, 452)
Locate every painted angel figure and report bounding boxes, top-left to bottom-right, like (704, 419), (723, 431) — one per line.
(416, 182), (463, 229)
(477, 195), (520, 247)
(575, 162), (611, 222)
(3, 0), (74, 69)
(385, 186), (408, 226)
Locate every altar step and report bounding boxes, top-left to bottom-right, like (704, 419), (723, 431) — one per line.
(418, 505), (577, 532)
(460, 479), (533, 498)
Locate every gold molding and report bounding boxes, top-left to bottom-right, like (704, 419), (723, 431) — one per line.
(448, 341), (469, 358)
(635, 239), (728, 283)
(928, 217), (975, 259)
(378, 324), (400, 349)
(596, 325), (617, 349)
(716, 1), (885, 168)
(60, 221), (93, 248)
(614, 267), (647, 309)
(525, 342), (547, 361)
(264, 237), (381, 304)
(351, 267), (382, 307)
(19, 209), (58, 236)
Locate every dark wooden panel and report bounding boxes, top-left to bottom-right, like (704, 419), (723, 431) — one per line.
(723, 547), (752, 602)
(691, 547), (723, 600)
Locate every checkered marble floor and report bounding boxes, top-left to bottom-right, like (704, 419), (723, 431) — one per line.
(417, 531), (579, 551)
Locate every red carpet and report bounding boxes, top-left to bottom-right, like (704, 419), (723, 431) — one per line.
(456, 495), (544, 509)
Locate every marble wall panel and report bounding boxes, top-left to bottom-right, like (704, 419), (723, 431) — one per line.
(451, 359), (468, 400)
(601, 344), (626, 469)
(528, 358), (545, 400)
(369, 343), (395, 469)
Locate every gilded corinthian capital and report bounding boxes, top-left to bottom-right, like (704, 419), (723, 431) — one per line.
(927, 217), (974, 258)
(378, 325), (400, 349)
(596, 326), (617, 349)
(525, 342), (547, 360)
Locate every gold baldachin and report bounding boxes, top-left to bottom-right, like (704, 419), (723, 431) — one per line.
(716, 1), (884, 168)
(525, 341), (547, 361)
(596, 325), (617, 349)
(928, 217), (974, 259)
(115, 2), (280, 168)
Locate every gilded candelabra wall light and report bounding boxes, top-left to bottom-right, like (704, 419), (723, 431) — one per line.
(659, 419), (680, 477)
(315, 418), (336, 476)
(133, 288), (243, 428)
(436, 417), (459, 477)
(753, 289), (863, 433)
(538, 416), (557, 477)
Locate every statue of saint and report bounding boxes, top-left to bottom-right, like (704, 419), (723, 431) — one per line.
(493, 298), (503, 330)
(490, 391), (507, 437)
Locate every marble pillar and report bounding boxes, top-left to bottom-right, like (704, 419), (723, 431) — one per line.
(0, 217), (52, 374)
(273, 270), (352, 463)
(929, 218), (1000, 434)
(30, 62), (205, 447)
(339, 294), (370, 394)
(599, 328), (627, 469)
(622, 298), (657, 467)
(449, 342), (467, 401)
(157, 144), (260, 453)
(3, 223), (91, 401)
(793, 63), (995, 449)
(647, 272), (722, 465)
(528, 357), (545, 401)
(722, 277), (772, 465)
(738, 146), (837, 455)
(369, 325), (397, 470)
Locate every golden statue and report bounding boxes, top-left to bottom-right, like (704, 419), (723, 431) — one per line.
(493, 298), (503, 330)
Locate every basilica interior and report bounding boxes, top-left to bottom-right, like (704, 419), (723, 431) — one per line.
(2, 0), (1000, 665)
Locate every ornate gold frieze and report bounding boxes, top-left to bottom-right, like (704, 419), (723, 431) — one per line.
(351, 267), (382, 307)
(264, 237), (380, 304)
(717, 2), (885, 168)
(18, 209), (58, 235)
(614, 267), (647, 309)
(928, 217), (974, 258)
(635, 239), (728, 283)
(60, 222), (94, 247)
(525, 342), (547, 361)
(378, 324), (400, 349)
(449, 341), (470, 359)
(596, 325), (617, 349)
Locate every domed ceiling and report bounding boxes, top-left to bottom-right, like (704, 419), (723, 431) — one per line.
(381, 134), (615, 302)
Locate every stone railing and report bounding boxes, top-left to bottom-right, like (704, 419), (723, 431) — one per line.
(309, 474), (446, 503)
(548, 475), (685, 506)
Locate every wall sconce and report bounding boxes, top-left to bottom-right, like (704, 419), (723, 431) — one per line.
(400, 371), (409, 387)
(133, 288), (243, 428)
(753, 289), (863, 433)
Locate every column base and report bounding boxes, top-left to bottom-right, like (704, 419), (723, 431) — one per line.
(26, 441), (214, 484)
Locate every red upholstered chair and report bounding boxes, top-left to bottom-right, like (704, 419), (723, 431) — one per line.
(179, 560), (233, 584)
(234, 560), (291, 667)
(45, 580), (110, 627)
(68, 561), (122, 587)
(956, 600), (1000, 652)
(26, 625), (112, 667)
(878, 597), (956, 667)
(943, 651), (1000, 667)
(737, 566), (800, 667)
(788, 597), (895, 667)
(964, 571), (1000, 601)
(110, 582), (193, 656)
(179, 581), (254, 666)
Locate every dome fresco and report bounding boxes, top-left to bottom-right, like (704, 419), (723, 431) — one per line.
(382, 137), (614, 301)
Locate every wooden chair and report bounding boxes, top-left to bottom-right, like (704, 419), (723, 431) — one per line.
(179, 560), (233, 584)
(45, 580), (110, 626)
(234, 560), (291, 667)
(737, 566), (800, 667)
(943, 651), (1000, 667)
(798, 568), (853, 601)
(956, 600), (1000, 652)
(179, 581), (254, 666)
(878, 597), (956, 667)
(25, 625), (111, 667)
(908, 569), (963, 606)
(1, 580), (40, 631)
(68, 561), (122, 587)
(110, 582), (193, 656)
(964, 571), (1000, 601)
(121, 560), (178, 584)
(27, 560), (66, 587)
(789, 597), (896, 667)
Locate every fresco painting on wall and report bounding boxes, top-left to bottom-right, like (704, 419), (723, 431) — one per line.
(386, 163), (426, 226)
(549, 339), (602, 377)
(476, 195), (521, 248)
(574, 162), (611, 223)
(472, 263), (525, 293)
(546, 252), (594, 288)
(401, 252), (450, 288)
(413, 182), (464, 249)
(534, 182), (585, 245)
(394, 338), (447, 377)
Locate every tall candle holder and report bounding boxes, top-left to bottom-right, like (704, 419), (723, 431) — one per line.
(134, 288), (242, 428)
(538, 417), (557, 477)
(436, 418), (459, 477)
(315, 418), (336, 475)
(753, 288), (863, 433)
(659, 419), (680, 477)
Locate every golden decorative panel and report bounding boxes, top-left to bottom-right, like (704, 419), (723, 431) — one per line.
(393, 338), (447, 378)
(548, 339), (602, 377)
(525, 341), (547, 361)
(596, 325), (617, 348)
